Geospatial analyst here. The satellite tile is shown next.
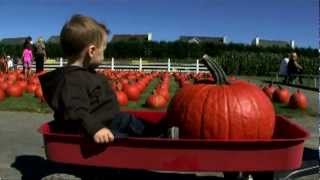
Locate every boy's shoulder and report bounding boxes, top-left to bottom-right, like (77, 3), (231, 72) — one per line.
(63, 66), (106, 85)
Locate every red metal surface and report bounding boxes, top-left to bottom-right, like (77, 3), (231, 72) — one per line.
(38, 111), (309, 172)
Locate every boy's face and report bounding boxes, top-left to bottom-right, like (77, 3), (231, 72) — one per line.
(88, 33), (107, 65)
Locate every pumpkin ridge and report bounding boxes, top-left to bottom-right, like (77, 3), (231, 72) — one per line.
(241, 84), (260, 138)
(226, 85), (231, 139)
(246, 83), (275, 138)
(203, 85), (219, 138)
(181, 85), (204, 137)
(200, 85), (214, 138)
(247, 84), (260, 138)
(232, 85), (244, 139)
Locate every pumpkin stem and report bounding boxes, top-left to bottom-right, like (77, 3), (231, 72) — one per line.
(201, 54), (229, 85)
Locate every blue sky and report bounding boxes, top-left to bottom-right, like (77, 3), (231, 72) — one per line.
(0, 0), (318, 48)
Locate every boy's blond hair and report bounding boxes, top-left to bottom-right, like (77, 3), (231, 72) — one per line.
(60, 14), (110, 62)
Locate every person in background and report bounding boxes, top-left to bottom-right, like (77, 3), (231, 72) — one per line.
(34, 37), (47, 73)
(287, 52), (303, 84)
(279, 53), (290, 84)
(0, 54), (8, 73)
(23, 36), (33, 48)
(12, 56), (19, 70)
(22, 43), (33, 78)
(7, 56), (13, 71)
(22, 36), (33, 74)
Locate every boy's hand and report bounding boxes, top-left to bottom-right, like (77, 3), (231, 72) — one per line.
(93, 128), (114, 144)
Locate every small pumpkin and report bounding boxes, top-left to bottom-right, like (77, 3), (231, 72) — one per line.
(146, 91), (167, 109)
(273, 86), (290, 104)
(262, 83), (276, 99)
(288, 90), (308, 110)
(115, 84), (128, 106)
(167, 55), (276, 140)
(123, 83), (140, 101)
(6, 84), (23, 97)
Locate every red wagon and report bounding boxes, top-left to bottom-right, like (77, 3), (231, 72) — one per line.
(39, 111), (310, 179)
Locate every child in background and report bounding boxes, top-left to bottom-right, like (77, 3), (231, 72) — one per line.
(22, 43), (33, 78)
(7, 56), (13, 71)
(39, 14), (165, 144)
(0, 54), (8, 73)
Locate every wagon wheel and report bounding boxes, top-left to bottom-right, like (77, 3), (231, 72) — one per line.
(41, 173), (81, 180)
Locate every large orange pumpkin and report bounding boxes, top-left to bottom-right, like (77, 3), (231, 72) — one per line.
(167, 55), (276, 139)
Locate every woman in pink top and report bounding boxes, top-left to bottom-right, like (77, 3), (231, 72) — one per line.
(22, 43), (33, 78)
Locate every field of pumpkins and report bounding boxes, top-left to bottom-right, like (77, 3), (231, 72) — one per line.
(0, 67), (312, 118)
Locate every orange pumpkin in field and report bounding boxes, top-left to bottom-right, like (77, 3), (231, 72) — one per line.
(262, 83), (276, 99)
(273, 86), (290, 104)
(26, 83), (37, 94)
(114, 84), (128, 106)
(288, 90), (308, 110)
(167, 55), (276, 140)
(146, 91), (167, 109)
(123, 83), (140, 101)
(6, 84), (23, 97)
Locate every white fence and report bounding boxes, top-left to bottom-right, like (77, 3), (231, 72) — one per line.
(19, 58), (209, 73)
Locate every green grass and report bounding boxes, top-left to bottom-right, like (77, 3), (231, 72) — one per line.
(169, 77), (180, 98)
(0, 93), (51, 113)
(273, 102), (317, 118)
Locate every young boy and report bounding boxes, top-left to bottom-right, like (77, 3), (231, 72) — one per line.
(39, 14), (164, 144)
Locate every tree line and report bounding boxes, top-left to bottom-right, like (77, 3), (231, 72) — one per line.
(0, 41), (318, 75)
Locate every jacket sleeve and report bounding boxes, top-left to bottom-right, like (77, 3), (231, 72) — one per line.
(61, 80), (105, 137)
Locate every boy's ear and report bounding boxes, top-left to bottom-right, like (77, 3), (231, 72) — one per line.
(87, 45), (96, 58)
